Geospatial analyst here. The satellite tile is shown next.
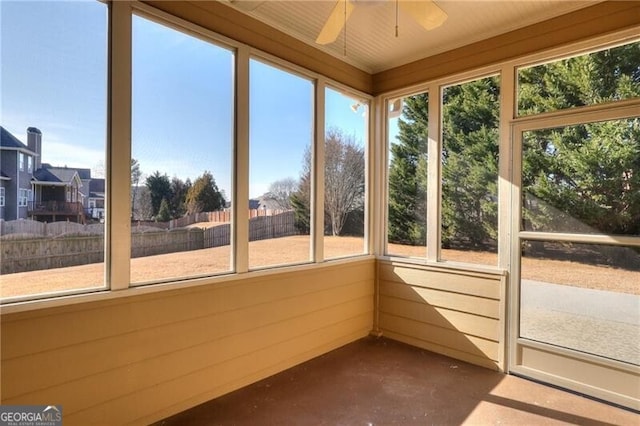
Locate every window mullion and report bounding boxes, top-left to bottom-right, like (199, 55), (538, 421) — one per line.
(498, 64), (516, 271)
(372, 96), (386, 256)
(235, 46), (250, 273)
(426, 84), (441, 262)
(107, 0), (132, 291)
(313, 79), (326, 262)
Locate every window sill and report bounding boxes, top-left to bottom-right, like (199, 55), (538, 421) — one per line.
(0, 255), (375, 315)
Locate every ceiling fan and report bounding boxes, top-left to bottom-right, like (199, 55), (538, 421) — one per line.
(228, 0), (447, 46)
(316, 0), (447, 45)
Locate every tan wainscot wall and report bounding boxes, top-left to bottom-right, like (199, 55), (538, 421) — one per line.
(377, 260), (507, 371)
(1, 259), (374, 425)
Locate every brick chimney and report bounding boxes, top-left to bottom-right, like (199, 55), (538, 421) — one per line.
(27, 127), (42, 170)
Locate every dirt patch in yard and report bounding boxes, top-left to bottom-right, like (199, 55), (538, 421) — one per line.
(1, 236), (637, 299)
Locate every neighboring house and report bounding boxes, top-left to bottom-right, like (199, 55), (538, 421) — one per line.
(255, 195), (287, 211)
(31, 165), (86, 224)
(0, 126), (105, 224)
(87, 178), (105, 220)
(0, 126), (39, 221)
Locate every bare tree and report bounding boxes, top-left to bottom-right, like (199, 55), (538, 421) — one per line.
(130, 158), (142, 219)
(324, 129), (365, 236)
(265, 177), (298, 210)
(132, 186), (154, 220)
(292, 128), (365, 236)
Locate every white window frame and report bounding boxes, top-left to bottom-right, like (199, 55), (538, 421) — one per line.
(18, 189), (28, 207)
(19, 152), (25, 171)
(27, 155), (33, 173)
(126, 5), (372, 285)
(1, 1), (631, 315)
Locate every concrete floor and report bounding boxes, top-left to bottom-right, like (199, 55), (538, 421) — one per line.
(156, 337), (638, 425)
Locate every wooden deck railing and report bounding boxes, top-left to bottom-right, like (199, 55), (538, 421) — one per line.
(28, 201), (85, 215)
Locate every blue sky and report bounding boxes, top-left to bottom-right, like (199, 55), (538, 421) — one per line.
(1, 0), (368, 199)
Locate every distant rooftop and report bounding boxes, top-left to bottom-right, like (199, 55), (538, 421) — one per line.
(33, 167), (81, 185)
(0, 126), (31, 151)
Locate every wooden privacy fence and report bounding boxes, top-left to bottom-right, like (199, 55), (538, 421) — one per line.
(248, 211), (297, 241)
(1, 235), (105, 274)
(0, 209), (290, 237)
(170, 209), (288, 228)
(0, 220), (105, 236)
(1, 211), (297, 274)
(203, 224), (231, 248)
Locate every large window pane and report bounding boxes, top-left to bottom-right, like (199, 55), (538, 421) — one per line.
(132, 15), (234, 284)
(441, 76), (499, 266)
(0, 0), (108, 300)
(522, 118), (640, 236)
(324, 88), (367, 259)
(517, 40), (640, 117)
(386, 93), (428, 257)
(520, 240), (640, 365)
(249, 59), (313, 269)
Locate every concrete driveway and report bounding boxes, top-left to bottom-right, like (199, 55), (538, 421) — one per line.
(520, 279), (640, 365)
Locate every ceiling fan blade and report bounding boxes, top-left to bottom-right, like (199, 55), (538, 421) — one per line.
(398, 0), (447, 31)
(316, 0), (356, 45)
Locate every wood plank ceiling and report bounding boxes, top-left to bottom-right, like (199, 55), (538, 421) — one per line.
(223, 0), (603, 73)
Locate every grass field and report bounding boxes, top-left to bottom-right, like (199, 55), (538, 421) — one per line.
(1, 235), (637, 299)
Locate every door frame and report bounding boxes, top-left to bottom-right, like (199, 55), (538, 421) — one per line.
(507, 99), (640, 410)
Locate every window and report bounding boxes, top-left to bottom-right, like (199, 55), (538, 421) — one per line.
(131, 14), (234, 284)
(19, 152), (25, 171)
(249, 59), (313, 269)
(323, 87), (368, 259)
(517, 40), (640, 116)
(0, 0), (108, 301)
(0, 187), (5, 207)
(386, 92), (429, 257)
(440, 75), (500, 265)
(18, 189), (28, 207)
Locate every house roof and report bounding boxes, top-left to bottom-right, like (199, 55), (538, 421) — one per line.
(41, 163), (92, 180)
(89, 179), (105, 198)
(249, 199), (261, 210)
(0, 126), (35, 153)
(75, 168), (92, 180)
(33, 166), (82, 186)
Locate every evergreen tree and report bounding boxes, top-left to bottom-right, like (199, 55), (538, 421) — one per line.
(387, 93), (429, 245)
(388, 41), (640, 247)
(145, 171), (172, 217)
(290, 177), (311, 234)
(185, 171), (226, 214)
(156, 198), (171, 222)
(441, 77), (499, 248)
(169, 177), (191, 218)
(520, 43), (640, 235)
